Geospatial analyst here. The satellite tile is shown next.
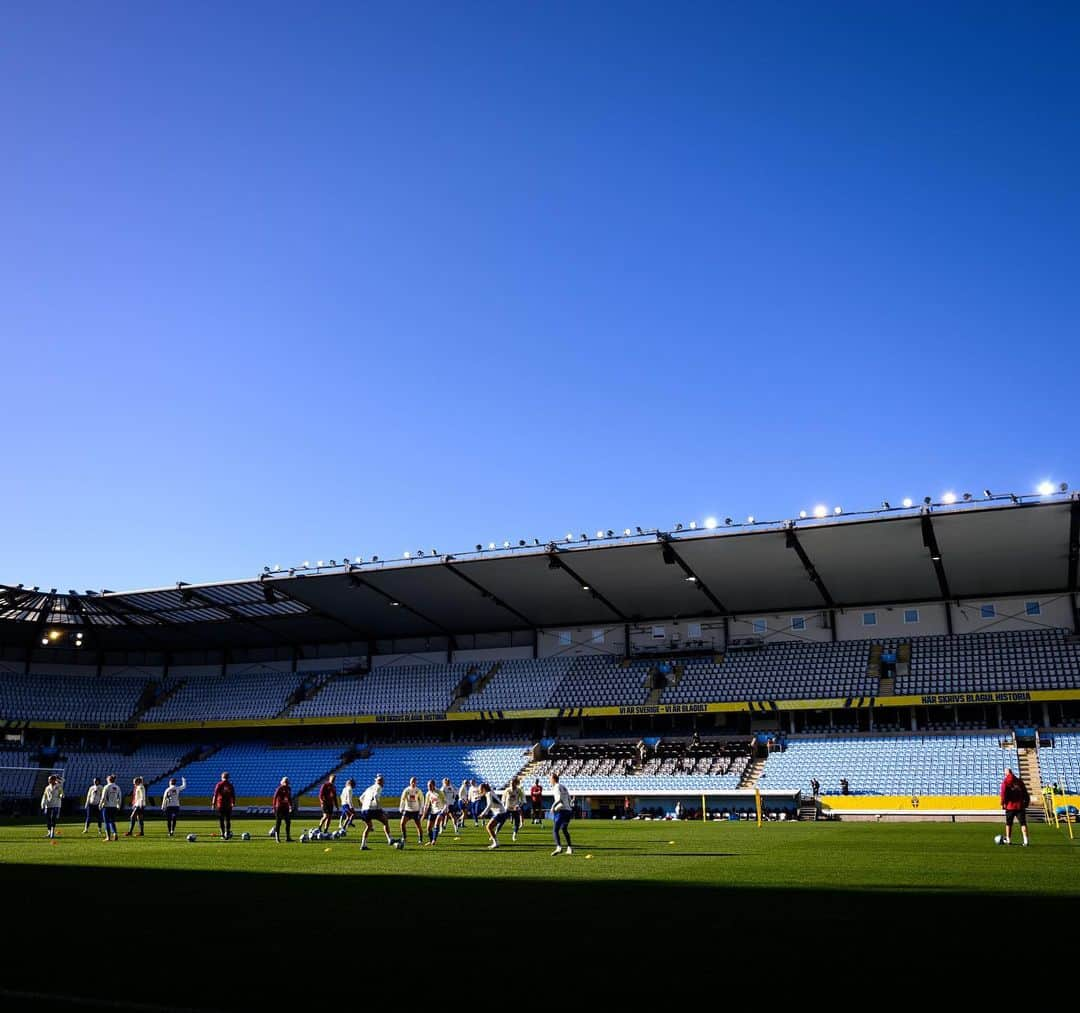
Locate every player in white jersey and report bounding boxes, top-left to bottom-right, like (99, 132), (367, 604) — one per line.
(83, 778), (103, 835)
(549, 773), (573, 856)
(440, 778), (460, 837)
(399, 776), (425, 847)
(338, 778), (357, 830)
(125, 777), (147, 837)
(458, 778), (470, 830)
(422, 779), (444, 845)
(100, 774), (122, 842)
(41, 775), (64, 838)
(160, 777), (186, 837)
(468, 781), (482, 825)
(478, 783), (507, 850)
(503, 777), (525, 842)
(358, 774), (395, 850)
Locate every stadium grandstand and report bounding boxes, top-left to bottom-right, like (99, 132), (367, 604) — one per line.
(1, 493), (1079, 820)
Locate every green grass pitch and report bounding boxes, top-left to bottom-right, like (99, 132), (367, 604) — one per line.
(0, 816), (1076, 1009)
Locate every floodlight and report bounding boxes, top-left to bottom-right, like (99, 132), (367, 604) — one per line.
(799, 511), (807, 519)
(704, 517), (718, 529)
(1037, 481), (1054, 496)
(813, 505), (827, 518)
(942, 492), (956, 504)
(747, 516), (755, 523)
(689, 521), (697, 530)
(834, 506), (842, 515)
(902, 498), (913, 508)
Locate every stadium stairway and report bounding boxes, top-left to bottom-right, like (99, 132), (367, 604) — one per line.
(1019, 743), (1045, 821)
(738, 756), (766, 789)
(798, 796), (819, 821)
(131, 679), (185, 721)
(282, 669), (352, 717)
(449, 663), (496, 713)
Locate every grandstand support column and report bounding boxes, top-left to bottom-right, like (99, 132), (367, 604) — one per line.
(996, 704), (1003, 728)
(1042, 702), (1051, 728)
(623, 623), (631, 661)
(944, 600), (954, 635)
(789, 712), (796, 734)
(532, 628), (538, 660)
(829, 609), (837, 643)
(910, 707), (917, 731)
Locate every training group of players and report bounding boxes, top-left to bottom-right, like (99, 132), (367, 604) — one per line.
(51, 769), (577, 855)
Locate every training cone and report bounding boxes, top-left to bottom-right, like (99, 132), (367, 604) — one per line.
(585, 854), (593, 859)
(668, 840), (676, 845)
(324, 847), (331, 852)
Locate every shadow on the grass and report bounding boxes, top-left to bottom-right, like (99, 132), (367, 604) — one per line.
(0, 862), (1072, 1010)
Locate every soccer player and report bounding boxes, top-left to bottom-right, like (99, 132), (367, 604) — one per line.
(161, 777), (186, 837)
(339, 778), (357, 831)
(468, 780), (482, 826)
(529, 778), (544, 824)
(440, 777), (460, 837)
(478, 782), (507, 850)
(271, 776), (294, 843)
(504, 776), (525, 842)
(458, 778), (471, 830)
(1000, 767), (1031, 846)
(125, 777), (147, 837)
(83, 777), (103, 836)
(549, 773), (573, 856)
(41, 774), (64, 839)
(100, 774), (122, 842)
(422, 779), (443, 845)
(358, 774), (394, 850)
(399, 776), (425, 847)
(317, 774), (338, 834)
(212, 771), (236, 840)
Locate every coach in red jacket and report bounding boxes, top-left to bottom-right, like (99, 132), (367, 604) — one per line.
(1000, 768), (1030, 847)
(318, 774), (338, 834)
(272, 776), (294, 843)
(212, 772), (236, 840)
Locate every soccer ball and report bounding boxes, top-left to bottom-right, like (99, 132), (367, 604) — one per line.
(186, 833), (197, 843)
(241, 832), (251, 841)
(393, 839), (404, 850)
(994, 834), (1004, 845)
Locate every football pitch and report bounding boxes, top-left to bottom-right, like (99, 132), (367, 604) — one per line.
(0, 817), (1076, 1009)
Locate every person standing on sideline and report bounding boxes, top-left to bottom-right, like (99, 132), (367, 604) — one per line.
(160, 777), (186, 837)
(84, 778), (103, 835)
(100, 774), (122, 842)
(125, 777), (147, 837)
(317, 774), (338, 835)
(358, 774), (395, 850)
(530, 778), (544, 824)
(549, 773), (573, 857)
(212, 771), (236, 840)
(41, 774), (64, 838)
(271, 777), (294, 843)
(1000, 768), (1031, 846)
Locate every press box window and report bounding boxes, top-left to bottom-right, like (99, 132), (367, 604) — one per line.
(862, 612), (877, 627)
(1025, 601), (1041, 616)
(903, 609), (920, 624)
(752, 619), (767, 635)
(790, 616), (806, 631)
(980, 604), (996, 620)
(557, 631), (571, 646)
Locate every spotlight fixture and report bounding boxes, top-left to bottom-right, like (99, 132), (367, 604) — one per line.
(41, 637), (48, 646)
(747, 515), (755, 523)
(882, 501), (891, 510)
(1009, 494), (1019, 504)
(329, 559), (337, 566)
(962, 493), (972, 501)
(799, 511), (807, 519)
(624, 528), (632, 536)
(685, 575), (697, 582)
(503, 541), (510, 548)
(431, 549), (438, 556)
(566, 533), (574, 541)
(606, 530), (614, 537)
(303, 561), (310, 568)
(371, 556), (379, 562)
(724, 517), (732, 525)
(635, 527), (643, 535)
(596, 530), (604, 538)
(390, 601), (401, 607)
(416, 551), (424, 557)
(675, 524), (683, 531)
(533, 538), (541, 546)
(704, 517), (718, 529)
(983, 489), (992, 498)
(581, 584), (590, 591)
(1037, 481), (1054, 496)
(580, 533), (588, 541)
(519, 539), (526, 546)
(263, 565), (270, 573)
(902, 498), (913, 508)
(317, 560), (324, 567)
(403, 552), (411, 559)
(689, 521), (697, 530)
(834, 506), (842, 515)
(942, 492), (957, 504)
(813, 505), (827, 519)
(489, 542), (496, 550)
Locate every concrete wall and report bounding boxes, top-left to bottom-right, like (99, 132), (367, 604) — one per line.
(950, 594), (1073, 634)
(371, 652), (448, 668)
(451, 646), (534, 664)
(834, 603), (950, 640)
(729, 611), (832, 644)
(537, 625), (624, 658)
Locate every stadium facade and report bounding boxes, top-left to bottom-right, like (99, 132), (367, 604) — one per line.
(1, 493), (1079, 820)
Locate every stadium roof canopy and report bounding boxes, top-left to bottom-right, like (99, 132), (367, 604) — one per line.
(1, 496), (1077, 653)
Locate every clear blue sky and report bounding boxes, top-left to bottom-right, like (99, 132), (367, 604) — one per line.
(2, 3), (1077, 591)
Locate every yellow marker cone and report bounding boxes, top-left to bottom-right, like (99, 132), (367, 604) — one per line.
(585, 854), (593, 859)
(324, 847), (331, 852)
(668, 840), (676, 845)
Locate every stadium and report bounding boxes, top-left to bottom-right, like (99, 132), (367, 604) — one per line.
(6, 5), (1080, 1008)
(3, 490), (1080, 1003)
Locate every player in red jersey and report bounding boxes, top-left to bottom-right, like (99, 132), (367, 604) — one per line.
(317, 774), (338, 835)
(211, 771), (237, 840)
